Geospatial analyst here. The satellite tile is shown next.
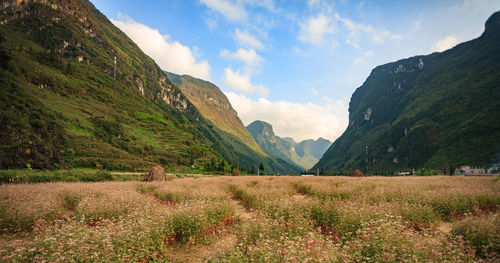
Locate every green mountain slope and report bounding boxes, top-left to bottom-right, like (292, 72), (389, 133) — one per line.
(0, 0), (282, 173)
(0, 0), (232, 170)
(165, 72), (302, 174)
(247, 121), (332, 170)
(165, 72), (265, 155)
(314, 11), (500, 174)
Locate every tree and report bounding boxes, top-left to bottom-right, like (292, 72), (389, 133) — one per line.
(259, 163), (264, 175)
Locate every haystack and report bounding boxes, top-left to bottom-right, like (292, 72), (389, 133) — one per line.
(145, 166), (168, 182)
(350, 169), (365, 177)
(232, 170), (240, 176)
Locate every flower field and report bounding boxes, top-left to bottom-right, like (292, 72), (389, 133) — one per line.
(0, 176), (498, 262)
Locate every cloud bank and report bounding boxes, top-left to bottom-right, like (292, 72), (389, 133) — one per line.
(299, 14), (335, 46)
(111, 16), (211, 79)
(224, 69), (269, 96)
(199, 0), (248, 22)
(225, 92), (348, 142)
(432, 35), (460, 52)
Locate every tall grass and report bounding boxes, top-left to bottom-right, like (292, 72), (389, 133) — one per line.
(0, 176), (498, 262)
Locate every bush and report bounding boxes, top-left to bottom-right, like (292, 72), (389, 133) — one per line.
(400, 204), (439, 230)
(59, 191), (82, 211)
(451, 214), (500, 259)
(227, 185), (260, 209)
(135, 184), (158, 194)
(154, 191), (185, 203)
(292, 183), (315, 196)
(309, 204), (362, 238)
(167, 202), (234, 245)
(428, 195), (476, 220)
(80, 170), (113, 182)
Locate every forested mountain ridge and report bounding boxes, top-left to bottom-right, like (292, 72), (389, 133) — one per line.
(0, 0), (297, 173)
(313, 11), (500, 174)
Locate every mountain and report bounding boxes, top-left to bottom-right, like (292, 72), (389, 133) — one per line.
(165, 72), (303, 174)
(164, 72), (265, 155)
(246, 121), (332, 170)
(314, 11), (500, 174)
(0, 0), (228, 170)
(0, 0), (298, 173)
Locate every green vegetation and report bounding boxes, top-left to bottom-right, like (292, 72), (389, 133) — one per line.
(314, 11), (500, 174)
(0, 0), (231, 172)
(451, 214), (500, 259)
(0, 169), (117, 183)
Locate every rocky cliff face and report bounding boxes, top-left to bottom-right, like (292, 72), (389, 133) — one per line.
(247, 121), (332, 170)
(314, 11), (500, 174)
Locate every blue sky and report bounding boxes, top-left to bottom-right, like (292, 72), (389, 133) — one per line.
(90, 0), (500, 142)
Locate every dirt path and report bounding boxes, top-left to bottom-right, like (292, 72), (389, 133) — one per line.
(437, 222), (453, 234)
(170, 197), (254, 262)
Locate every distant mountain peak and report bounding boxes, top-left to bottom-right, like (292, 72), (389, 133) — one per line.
(246, 120), (332, 170)
(247, 120), (276, 143)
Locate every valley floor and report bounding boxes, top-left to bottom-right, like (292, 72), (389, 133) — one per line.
(0, 176), (498, 262)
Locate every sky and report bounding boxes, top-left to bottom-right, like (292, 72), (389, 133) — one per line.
(90, 0), (500, 142)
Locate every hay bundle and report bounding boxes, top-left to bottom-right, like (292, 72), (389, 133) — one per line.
(350, 169), (365, 177)
(145, 166), (168, 182)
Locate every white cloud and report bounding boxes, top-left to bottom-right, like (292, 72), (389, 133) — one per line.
(224, 68), (269, 96)
(431, 35), (460, 52)
(234, 28), (264, 49)
(220, 48), (263, 69)
(225, 92), (348, 141)
(299, 14), (335, 46)
(353, 50), (374, 65)
(241, 0), (277, 12)
(111, 16), (210, 79)
(334, 12), (401, 46)
(199, 0), (247, 21)
(204, 17), (218, 31)
(308, 0), (320, 7)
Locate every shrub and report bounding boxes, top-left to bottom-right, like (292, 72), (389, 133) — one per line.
(400, 204), (439, 230)
(153, 191), (185, 203)
(169, 210), (203, 244)
(309, 204), (362, 238)
(451, 214), (500, 259)
(227, 185), (260, 209)
(428, 195), (476, 220)
(135, 184), (158, 194)
(58, 191), (82, 211)
(167, 202), (234, 245)
(292, 183), (315, 196)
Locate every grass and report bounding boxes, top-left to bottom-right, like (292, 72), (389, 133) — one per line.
(0, 176), (498, 262)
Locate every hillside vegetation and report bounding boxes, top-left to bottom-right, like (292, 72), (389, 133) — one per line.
(314, 11), (500, 174)
(0, 0), (298, 174)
